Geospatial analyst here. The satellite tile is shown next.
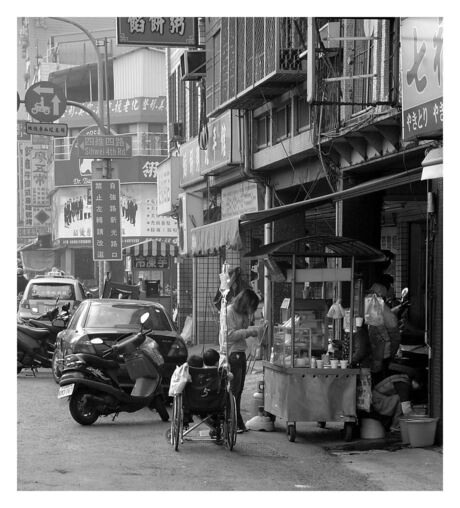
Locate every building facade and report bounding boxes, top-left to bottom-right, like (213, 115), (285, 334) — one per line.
(165, 17), (443, 440)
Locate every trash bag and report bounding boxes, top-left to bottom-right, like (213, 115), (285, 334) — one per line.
(168, 363), (191, 397)
(364, 294), (385, 326)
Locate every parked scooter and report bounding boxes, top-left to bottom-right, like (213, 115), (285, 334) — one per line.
(58, 312), (169, 425)
(17, 302), (71, 376)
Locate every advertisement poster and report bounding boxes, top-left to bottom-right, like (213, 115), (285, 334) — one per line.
(52, 183), (177, 240)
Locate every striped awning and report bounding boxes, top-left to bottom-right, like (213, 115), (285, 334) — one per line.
(122, 240), (178, 257)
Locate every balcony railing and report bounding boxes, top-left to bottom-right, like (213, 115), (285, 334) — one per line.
(54, 131), (168, 160)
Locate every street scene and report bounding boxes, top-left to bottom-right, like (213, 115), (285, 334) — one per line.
(16, 13), (445, 497)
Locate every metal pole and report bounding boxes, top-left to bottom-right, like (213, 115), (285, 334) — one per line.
(50, 18), (107, 298)
(264, 185), (273, 359)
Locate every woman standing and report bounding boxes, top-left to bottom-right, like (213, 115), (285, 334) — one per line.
(225, 288), (261, 433)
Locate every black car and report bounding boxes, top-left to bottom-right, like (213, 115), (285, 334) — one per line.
(53, 299), (187, 393)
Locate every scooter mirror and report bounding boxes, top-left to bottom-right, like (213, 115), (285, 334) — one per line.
(52, 318), (66, 328)
(140, 312), (150, 325)
(401, 287), (409, 299)
(90, 338), (104, 345)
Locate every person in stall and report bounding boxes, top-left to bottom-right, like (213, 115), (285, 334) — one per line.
(353, 282), (415, 431)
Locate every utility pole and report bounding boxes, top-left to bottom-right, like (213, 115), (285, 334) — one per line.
(50, 18), (110, 297)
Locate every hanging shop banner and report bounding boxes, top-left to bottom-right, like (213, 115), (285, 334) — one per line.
(91, 179), (122, 261)
(401, 17), (443, 141)
(59, 96), (166, 127)
(116, 17), (198, 47)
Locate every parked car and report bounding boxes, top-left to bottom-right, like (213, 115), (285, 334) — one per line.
(54, 299), (188, 394)
(17, 270), (90, 322)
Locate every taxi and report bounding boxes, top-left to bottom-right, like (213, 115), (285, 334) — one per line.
(17, 269), (89, 322)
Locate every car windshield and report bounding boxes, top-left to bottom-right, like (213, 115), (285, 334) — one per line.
(84, 302), (172, 330)
(27, 283), (75, 300)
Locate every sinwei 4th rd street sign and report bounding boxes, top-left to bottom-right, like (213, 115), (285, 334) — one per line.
(24, 81), (67, 123)
(78, 135), (133, 159)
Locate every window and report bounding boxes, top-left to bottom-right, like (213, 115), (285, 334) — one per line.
(212, 30), (221, 111)
(273, 103), (291, 142)
(27, 283), (75, 300)
(255, 114), (271, 149)
(296, 95), (311, 132)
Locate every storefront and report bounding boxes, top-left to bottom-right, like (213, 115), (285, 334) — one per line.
(122, 239), (178, 314)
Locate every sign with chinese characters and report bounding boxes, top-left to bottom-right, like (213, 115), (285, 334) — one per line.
(117, 17), (198, 47)
(26, 122), (68, 137)
(77, 134), (132, 159)
(201, 111), (240, 176)
(157, 156), (182, 215)
(221, 181), (260, 219)
(17, 140), (53, 228)
(133, 255), (170, 270)
(59, 97), (166, 127)
(180, 137), (203, 187)
(401, 17), (443, 141)
(91, 179), (122, 261)
(55, 123), (162, 186)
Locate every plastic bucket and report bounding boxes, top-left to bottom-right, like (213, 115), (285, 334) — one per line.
(399, 415), (428, 444)
(406, 417), (439, 447)
(360, 418), (385, 439)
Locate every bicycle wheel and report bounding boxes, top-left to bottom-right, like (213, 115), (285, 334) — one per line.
(171, 393), (183, 451)
(224, 391), (237, 451)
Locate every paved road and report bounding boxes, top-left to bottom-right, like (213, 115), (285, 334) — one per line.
(17, 368), (379, 491)
(17, 367), (442, 492)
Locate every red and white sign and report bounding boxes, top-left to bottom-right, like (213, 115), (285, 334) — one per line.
(401, 17), (443, 141)
(157, 156), (182, 216)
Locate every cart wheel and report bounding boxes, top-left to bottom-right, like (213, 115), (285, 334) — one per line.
(344, 422), (354, 442)
(171, 394), (183, 451)
(287, 423), (296, 442)
(224, 392), (237, 451)
(317, 421), (326, 429)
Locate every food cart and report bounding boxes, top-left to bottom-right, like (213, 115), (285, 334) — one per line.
(245, 234), (385, 442)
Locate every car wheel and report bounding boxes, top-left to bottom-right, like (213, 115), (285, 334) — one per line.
(69, 390), (99, 425)
(51, 350), (63, 384)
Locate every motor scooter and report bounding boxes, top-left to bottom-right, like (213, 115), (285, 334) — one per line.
(17, 303), (71, 376)
(58, 312), (169, 425)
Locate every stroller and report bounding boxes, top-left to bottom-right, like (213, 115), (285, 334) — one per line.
(170, 364), (237, 451)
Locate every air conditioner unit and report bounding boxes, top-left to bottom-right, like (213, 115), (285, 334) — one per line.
(180, 50), (206, 81)
(170, 122), (184, 142)
(319, 22), (341, 49)
(177, 192), (203, 256)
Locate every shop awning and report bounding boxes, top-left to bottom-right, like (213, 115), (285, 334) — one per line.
(244, 234), (386, 262)
(122, 239), (178, 257)
(191, 215), (242, 255)
(421, 147), (443, 180)
(239, 167), (423, 227)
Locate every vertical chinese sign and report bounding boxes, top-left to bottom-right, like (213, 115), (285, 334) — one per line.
(401, 17), (443, 141)
(91, 179), (122, 261)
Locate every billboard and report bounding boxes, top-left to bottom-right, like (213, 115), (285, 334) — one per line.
(401, 17), (443, 141)
(52, 184), (177, 241)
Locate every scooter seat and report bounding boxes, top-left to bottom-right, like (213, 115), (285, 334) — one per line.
(78, 353), (120, 371)
(17, 323), (49, 341)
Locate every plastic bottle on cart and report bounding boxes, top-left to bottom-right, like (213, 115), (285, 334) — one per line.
(270, 347), (275, 364)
